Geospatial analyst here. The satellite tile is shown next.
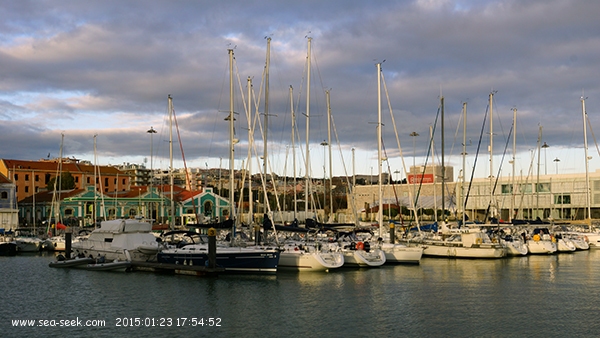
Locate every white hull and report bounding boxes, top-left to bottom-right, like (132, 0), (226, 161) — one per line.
(556, 239), (576, 252)
(502, 240), (528, 256)
(379, 243), (423, 264)
(526, 240), (557, 254)
(15, 238), (43, 252)
(342, 249), (386, 267)
(422, 242), (506, 258)
(278, 250), (344, 271)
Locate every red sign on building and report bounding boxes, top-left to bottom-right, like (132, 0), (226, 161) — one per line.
(407, 173), (434, 184)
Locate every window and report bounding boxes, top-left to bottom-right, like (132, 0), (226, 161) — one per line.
(554, 194), (571, 205)
(87, 177), (91, 184)
(35, 175), (39, 182)
(122, 178), (126, 185)
(114, 178), (117, 184)
(1, 191), (7, 199)
(25, 186), (29, 193)
(75, 177), (79, 183)
(501, 184), (513, 194)
(105, 177), (109, 186)
(536, 183), (551, 193)
(65, 208), (74, 216)
(14, 174), (18, 180)
(25, 174), (29, 181)
(518, 184), (532, 193)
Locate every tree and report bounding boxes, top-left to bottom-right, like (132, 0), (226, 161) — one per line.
(46, 171), (76, 191)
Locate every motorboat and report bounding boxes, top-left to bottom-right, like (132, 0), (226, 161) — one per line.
(499, 234), (528, 256)
(86, 259), (131, 272)
(72, 218), (162, 262)
(0, 233), (17, 256)
(554, 233), (576, 252)
(49, 255), (95, 268)
(13, 228), (43, 252)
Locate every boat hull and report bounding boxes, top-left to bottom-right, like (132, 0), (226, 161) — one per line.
(157, 247), (280, 273)
(86, 261), (131, 272)
(49, 257), (95, 268)
(278, 251), (344, 271)
(379, 243), (423, 264)
(342, 249), (386, 267)
(423, 242), (506, 258)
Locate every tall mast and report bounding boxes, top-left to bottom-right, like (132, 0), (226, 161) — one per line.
(247, 76), (253, 225)
(305, 37), (312, 216)
(263, 37), (270, 214)
(582, 96), (591, 221)
(430, 125), (437, 222)
(290, 85), (298, 219)
(536, 126), (542, 218)
(168, 94), (175, 232)
(377, 62), (383, 236)
(326, 90), (333, 222)
(488, 91), (495, 220)
(228, 49), (236, 227)
(441, 95), (445, 224)
(461, 102), (467, 225)
(511, 108), (516, 222)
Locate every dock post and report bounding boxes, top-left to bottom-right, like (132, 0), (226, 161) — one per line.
(254, 225), (260, 245)
(389, 223), (395, 244)
(208, 227), (216, 269)
(65, 230), (72, 258)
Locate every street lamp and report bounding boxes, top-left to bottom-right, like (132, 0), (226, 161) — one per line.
(554, 157), (560, 175)
(320, 140), (328, 217)
(410, 131), (419, 221)
(147, 126), (157, 224)
(542, 141), (549, 175)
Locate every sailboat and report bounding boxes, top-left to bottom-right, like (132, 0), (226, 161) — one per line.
(410, 94), (505, 259)
(371, 62), (423, 264)
(158, 49), (280, 273)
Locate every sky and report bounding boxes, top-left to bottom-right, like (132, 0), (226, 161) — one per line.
(1, 0), (599, 182)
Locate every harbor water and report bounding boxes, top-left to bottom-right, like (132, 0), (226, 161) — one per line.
(2, 250), (600, 337)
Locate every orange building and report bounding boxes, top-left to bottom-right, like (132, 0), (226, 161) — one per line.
(0, 158), (130, 202)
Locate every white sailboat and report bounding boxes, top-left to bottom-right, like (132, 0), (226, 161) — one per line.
(373, 61), (423, 264)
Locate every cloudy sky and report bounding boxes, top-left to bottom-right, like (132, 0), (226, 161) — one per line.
(1, 0), (599, 182)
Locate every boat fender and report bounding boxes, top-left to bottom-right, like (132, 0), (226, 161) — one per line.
(363, 242), (370, 252)
(356, 241), (364, 250)
(551, 236), (556, 243)
(533, 234), (541, 242)
(475, 238), (482, 245)
(349, 242), (356, 250)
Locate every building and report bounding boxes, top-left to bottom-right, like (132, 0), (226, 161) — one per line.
(0, 173), (18, 230)
(353, 166), (600, 223)
(0, 158), (131, 203)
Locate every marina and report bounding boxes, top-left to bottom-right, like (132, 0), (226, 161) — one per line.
(3, 249), (600, 337)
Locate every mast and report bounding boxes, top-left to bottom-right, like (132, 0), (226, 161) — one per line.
(228, 49), (236, 230)
(168, 95), (175, 232)
(290, 86), (298, 219)
(536, 126), (542, 218)
(581, 96), (591, 221)
(461, 102), (467, 225)
(511, 108), (516, 222)
(305, 37), (312, 218)
(441, 95), (445, 225)
(488, 91), (495, 221)
(247, 76), (253, 225)
(377, 62), (383, 236)
(326, 90), (333, 222)
(430, 125), (437, 222)
(263, 37), (270, 214)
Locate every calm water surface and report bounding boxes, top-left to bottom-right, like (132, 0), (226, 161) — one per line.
(2, 251), (599, 337)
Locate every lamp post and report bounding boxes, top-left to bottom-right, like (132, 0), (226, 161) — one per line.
(410, 131), (419, 219)
(320, 140), (328, 218)
(554, 157), (560, 175)
(147, 126), (156, 224)
(542, 141), (549, 175)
